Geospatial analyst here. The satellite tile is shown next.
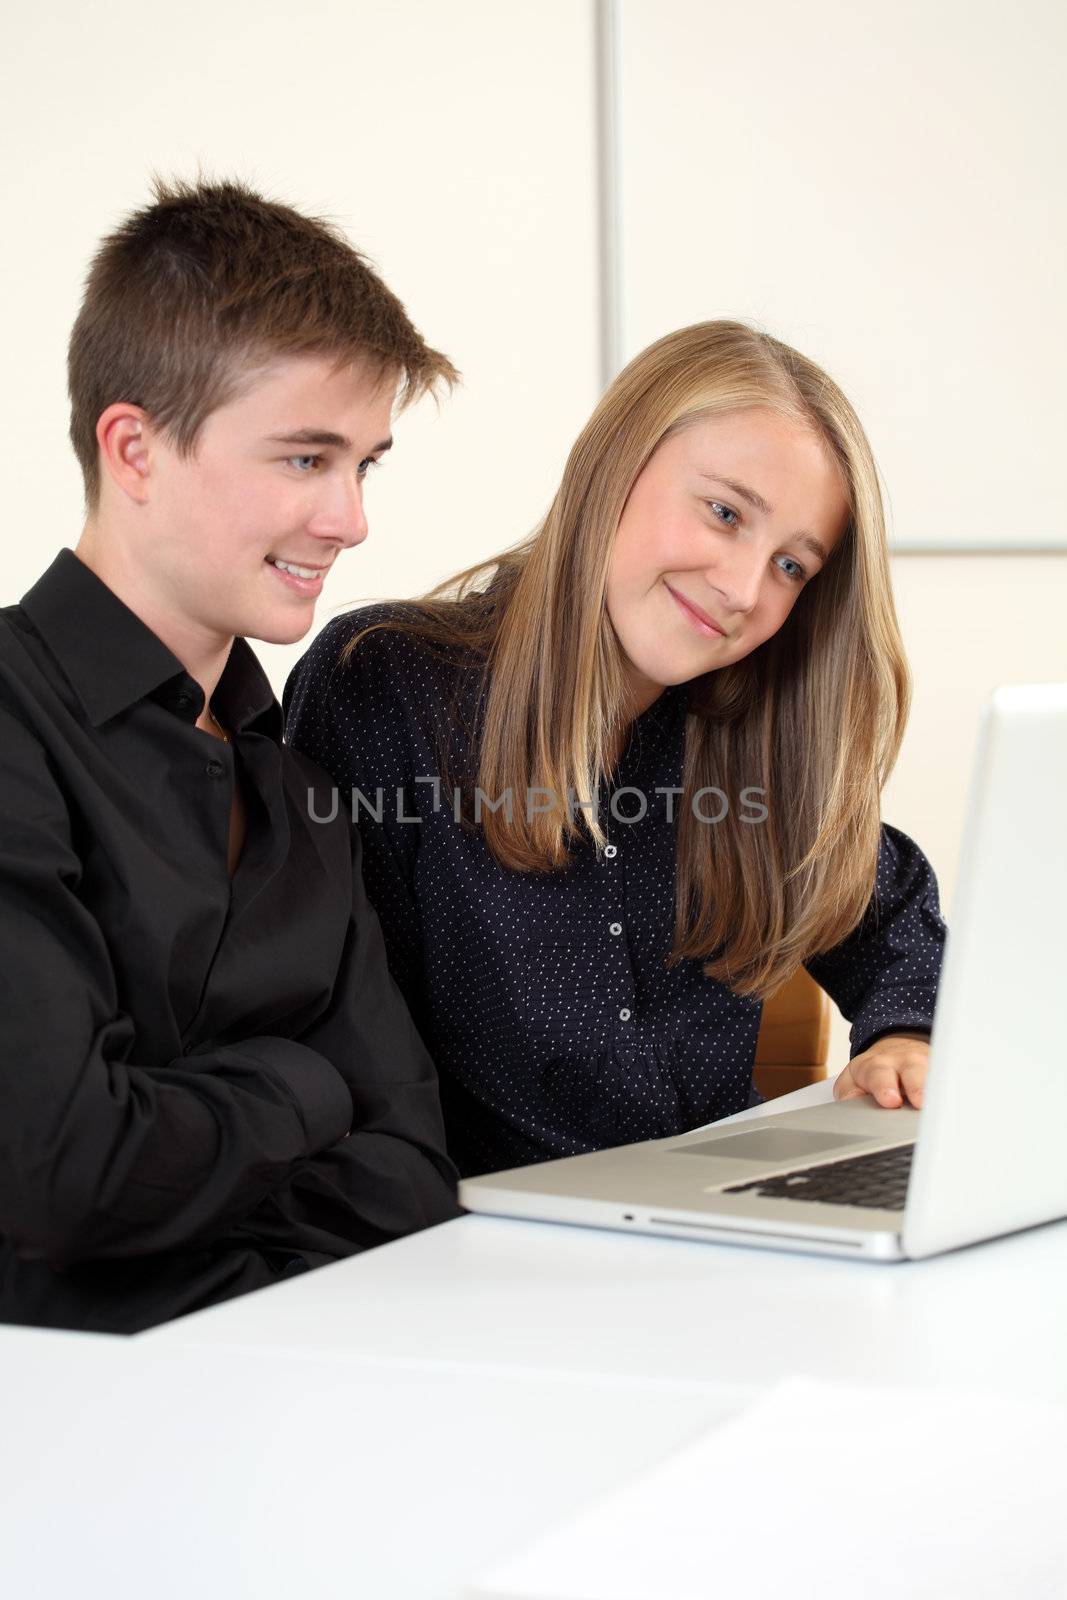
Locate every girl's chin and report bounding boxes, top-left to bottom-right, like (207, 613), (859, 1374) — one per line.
(619, 656), (694, 711)
(633, 646), (717, 689)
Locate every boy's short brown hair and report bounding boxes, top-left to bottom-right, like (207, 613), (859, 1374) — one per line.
(68, 174), (458, 510)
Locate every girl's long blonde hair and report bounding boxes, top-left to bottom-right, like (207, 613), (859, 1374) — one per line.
(343, 321), (909, 1000)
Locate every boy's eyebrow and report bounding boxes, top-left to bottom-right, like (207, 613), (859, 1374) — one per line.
(267, 429), (394, 453)
(698, 472), (829, 564)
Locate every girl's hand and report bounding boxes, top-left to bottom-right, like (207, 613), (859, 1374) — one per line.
(832, 1031), (930, 1109)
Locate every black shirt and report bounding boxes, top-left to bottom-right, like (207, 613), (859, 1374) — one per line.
(0, 554), (459, 1334)
(285, 607), (947, 1178)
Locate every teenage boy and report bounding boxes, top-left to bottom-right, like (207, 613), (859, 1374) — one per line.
(0, 177), (462, 1333)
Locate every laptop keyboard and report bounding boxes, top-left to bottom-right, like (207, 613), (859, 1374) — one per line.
(722, 1142), (914, 1210)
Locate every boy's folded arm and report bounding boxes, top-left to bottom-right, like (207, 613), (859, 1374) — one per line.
(249, 821), (461, 1249)
(0, 711), (353, 1268)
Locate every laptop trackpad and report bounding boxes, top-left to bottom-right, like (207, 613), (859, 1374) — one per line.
(674, 1128), (875, 1163)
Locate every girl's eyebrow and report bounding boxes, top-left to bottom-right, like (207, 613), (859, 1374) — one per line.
(266, 429), (394, 453)
(697, 472), (829, 564)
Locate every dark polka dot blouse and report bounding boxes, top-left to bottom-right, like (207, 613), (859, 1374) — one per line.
(284, 606), (947, 1178)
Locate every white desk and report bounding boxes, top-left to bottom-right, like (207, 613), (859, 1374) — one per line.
(5, 1084), (1066, 1599)
(150, 1082), (1067, 1405)
(0, 1325), (750, 1600)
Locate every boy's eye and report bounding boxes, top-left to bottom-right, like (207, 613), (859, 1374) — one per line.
(286, 453), (383, 476)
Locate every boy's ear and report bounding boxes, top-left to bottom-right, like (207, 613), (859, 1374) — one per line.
(95, 403), (155, 505)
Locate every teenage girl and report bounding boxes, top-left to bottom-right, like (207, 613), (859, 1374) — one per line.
(286, 322), (943, 1177)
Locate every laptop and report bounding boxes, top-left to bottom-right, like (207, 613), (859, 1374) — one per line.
(460, 684), (1067, 1261)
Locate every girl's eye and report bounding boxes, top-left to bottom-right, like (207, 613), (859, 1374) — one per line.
(776, 555), (807, 582)
(357, 456), (382, 478)
(709, 501), (739, 527)
(288, 454), (322, 472)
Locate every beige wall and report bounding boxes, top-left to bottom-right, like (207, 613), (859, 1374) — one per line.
(616, 0), (1066, 554)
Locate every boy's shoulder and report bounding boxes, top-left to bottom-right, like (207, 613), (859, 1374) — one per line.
(0, 598), (41, 662)
(0, 600), (76, 730)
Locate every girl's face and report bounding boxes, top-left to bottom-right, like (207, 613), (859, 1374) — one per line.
(605, 407), (851, 715)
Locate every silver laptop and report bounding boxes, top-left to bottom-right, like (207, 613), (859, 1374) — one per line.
(461, 684), (1067, 1261)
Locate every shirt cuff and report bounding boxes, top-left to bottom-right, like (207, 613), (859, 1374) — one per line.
(241, 1038), (354, 1150)
(850, 1018), (934, 1058)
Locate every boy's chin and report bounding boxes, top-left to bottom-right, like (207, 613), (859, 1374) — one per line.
(243, 607), (318, 647)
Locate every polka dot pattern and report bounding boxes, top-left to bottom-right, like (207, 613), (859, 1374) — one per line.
(285, 607), (947, 1177)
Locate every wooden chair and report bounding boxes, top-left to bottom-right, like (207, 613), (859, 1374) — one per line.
(753, 967), (831, 1100)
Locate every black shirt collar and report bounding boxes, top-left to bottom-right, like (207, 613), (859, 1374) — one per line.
(213, 640), (281, 741)
(20, 549), (278, 737)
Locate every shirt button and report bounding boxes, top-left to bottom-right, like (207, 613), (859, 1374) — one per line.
(604, 845), (618, 859)
(205, 759), (226, 779)
(175, 691), (193, 710)
(609, 921), (622, 936)
(619, 1007), (631, 1022)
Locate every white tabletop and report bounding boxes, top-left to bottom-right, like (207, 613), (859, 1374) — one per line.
(151, 1082), (1067, 1405)
(0, 1325), (749, 1600)
(7, 1083), (1066, 1600)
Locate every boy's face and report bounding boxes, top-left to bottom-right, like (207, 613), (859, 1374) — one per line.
(140, 353), (397, 646)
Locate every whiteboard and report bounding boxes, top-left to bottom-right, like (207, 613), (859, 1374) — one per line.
(607, 0), (1067, 551)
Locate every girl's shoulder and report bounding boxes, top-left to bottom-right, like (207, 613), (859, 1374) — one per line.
(319, 600), (483, 676)
(291, 603), (461, 707)
(310, 599), (435, 664)
(285, 600), (486, 763)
